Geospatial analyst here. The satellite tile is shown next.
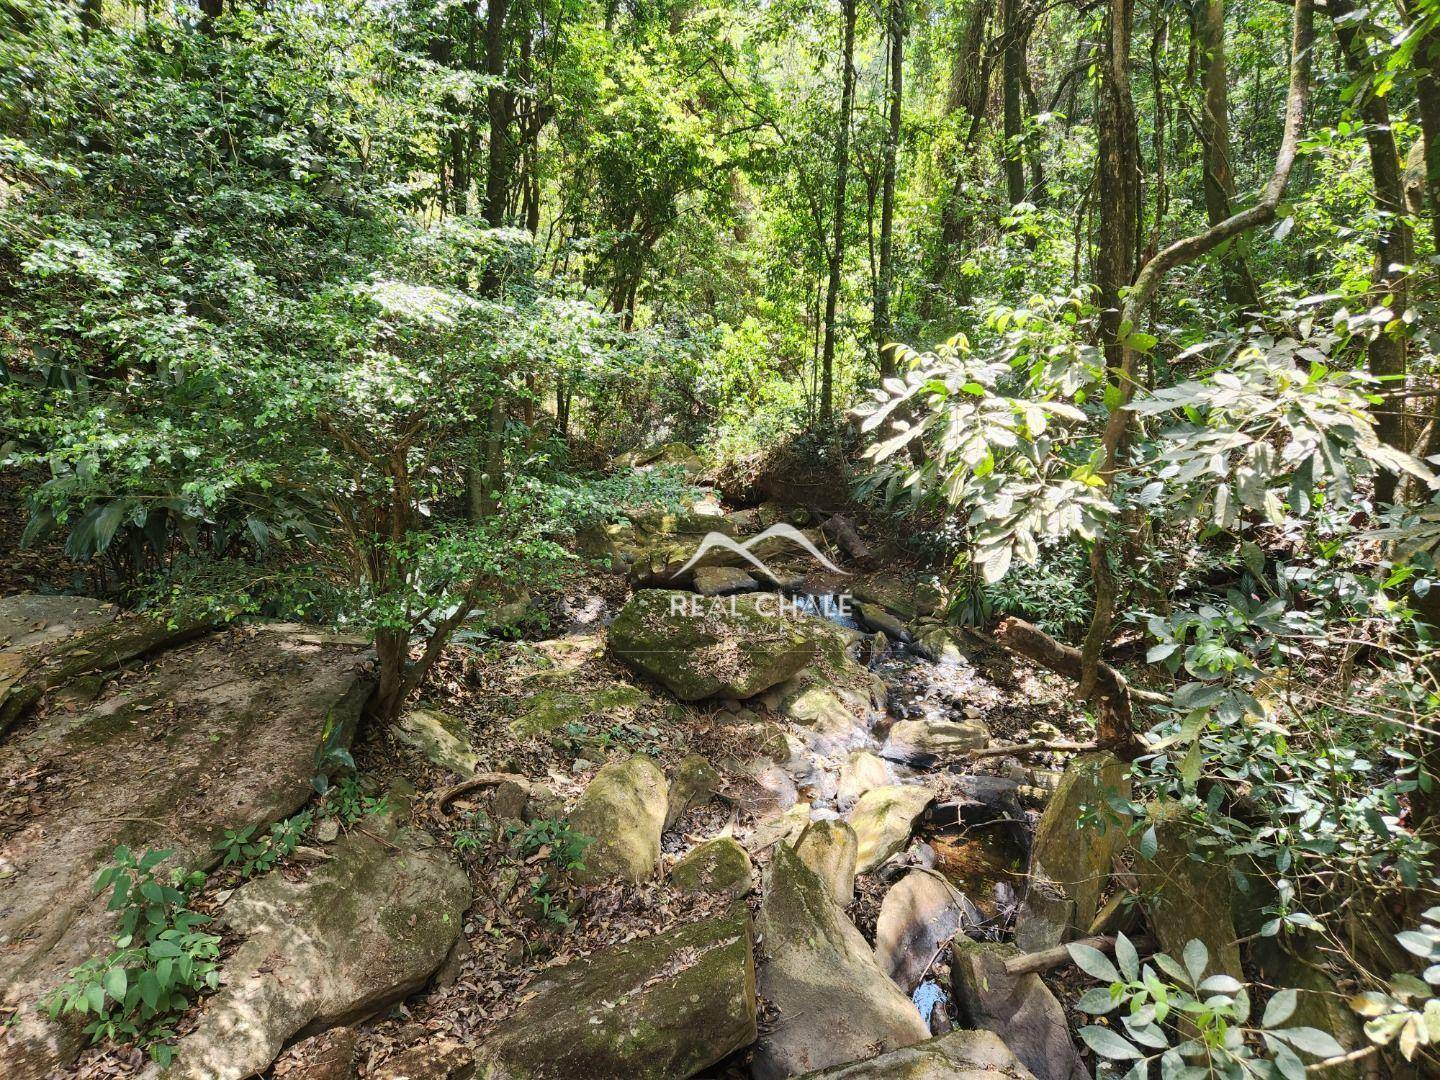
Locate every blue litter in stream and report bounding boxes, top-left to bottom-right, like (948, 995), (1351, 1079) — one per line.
(911, 980), (946, 1022)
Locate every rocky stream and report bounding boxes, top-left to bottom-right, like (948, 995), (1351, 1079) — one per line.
(0, 495), (1360, 1079)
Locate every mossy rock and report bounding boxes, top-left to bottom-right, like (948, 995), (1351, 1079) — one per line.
(790, 1029), (1037, 1079)
(476, 908), (756, 1079)
(669, 837), (753, 897)
(1136, 800), (1242, 982)
(394, 707), (479, 774)
(568, 755), (668, 883)
(160, 807), (470, 1080)
(665, 754), (721, 829)
(510, 682), (649, 738)
(752, 845), (928, 1078)
(791, 819), (858, 905)
(608, 590), (832, 702)
(1017, 751), (1130, 950)
(848, 784), (935, 874)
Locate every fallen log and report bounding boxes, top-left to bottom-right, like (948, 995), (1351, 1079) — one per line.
(990, 617), (1154, 758)
(820, 513), (875, 566)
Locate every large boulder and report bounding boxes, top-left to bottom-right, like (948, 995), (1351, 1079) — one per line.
(476, 909), (756, 1079)
(157, 808), (471, 1080)
(1137, 802), (1243, 982)
(881, 718), (988, 765)
(791, 1029), (1036, 1079)
(669, 836), (754, 898)
(848, 785), (935, 875)
(874, 870), (977, 993)
(1014, 752), (1129, 952)
(950, 940), (1088, 1080)
(752, 845), (928, 1079)
(0, 623), (373, 1079)
(568, 756), (668, 883)
(608, 590), (834, 701)
(792, 819), (859, 905)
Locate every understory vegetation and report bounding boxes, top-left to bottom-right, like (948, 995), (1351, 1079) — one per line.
(4, 0), (1440, 1071)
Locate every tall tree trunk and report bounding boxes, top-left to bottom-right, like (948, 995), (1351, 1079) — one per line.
(1197, 0), (1257, 306)
(1331, 0), (1412, 505)
(874, 0), (905, 377)
(820, 0), (858, 416)
(1000, 0), (1026, 208)
(933, 0), (992, 298)
(1095, 0), (1138, 368)
(484, 0), (512, 228)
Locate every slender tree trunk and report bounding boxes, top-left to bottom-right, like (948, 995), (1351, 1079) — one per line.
(932, 0), (992, 298)
(1000, 0), (1026, 209)
(1331, 0), (1412, 505)
(874, 0), (905, 377)
(484, 0), (512, 228)
(1095, 0), (1138, 368)
(820, 0), (858, 416)
(1198, 0), (1257, 307)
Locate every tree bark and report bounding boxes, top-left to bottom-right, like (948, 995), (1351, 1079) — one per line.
(484, 0), (512, 228)
(819, 0), (858, 416)
(1000, 0), (1026, 209)
(874, 0), (905, 377)
(932, 0), (992, 298)
(1331, 0), (1412, 505)
(1095, 0), (1139, 369)
(1197, 0), (1258, 307)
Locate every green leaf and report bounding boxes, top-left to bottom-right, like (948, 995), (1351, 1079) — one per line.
(1068, 942), (1121, 983)
(103, 965), (127, 1003)
(1115, 932), (1140, 981)
(1277, 1025), (1346, 1058)
(1183, 939), (1208, 984)
(1264, 988), (1298, 1028)
(1079, 1025), (1143, 1060)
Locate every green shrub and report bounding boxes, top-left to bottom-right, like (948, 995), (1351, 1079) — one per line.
(43, 847), (220, 1064)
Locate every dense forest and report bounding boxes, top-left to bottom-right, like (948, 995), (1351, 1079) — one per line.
(2, 0), (1440, 1074)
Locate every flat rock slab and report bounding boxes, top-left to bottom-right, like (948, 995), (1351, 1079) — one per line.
(0, 624), (373, 1079)
(881, 718), (988, 765)
(157, 809), (470, 1080)
(951, 940), (1088, 1080)
(792, 1029), (1037, 1079)
(0, 594), (209, 735)
(608, 590), (834, 701)
(477, 908), (756, 1079)
(848, 784), (935, 875)
(752, 844), (928, 1079)
(692, 566), (760, 595)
